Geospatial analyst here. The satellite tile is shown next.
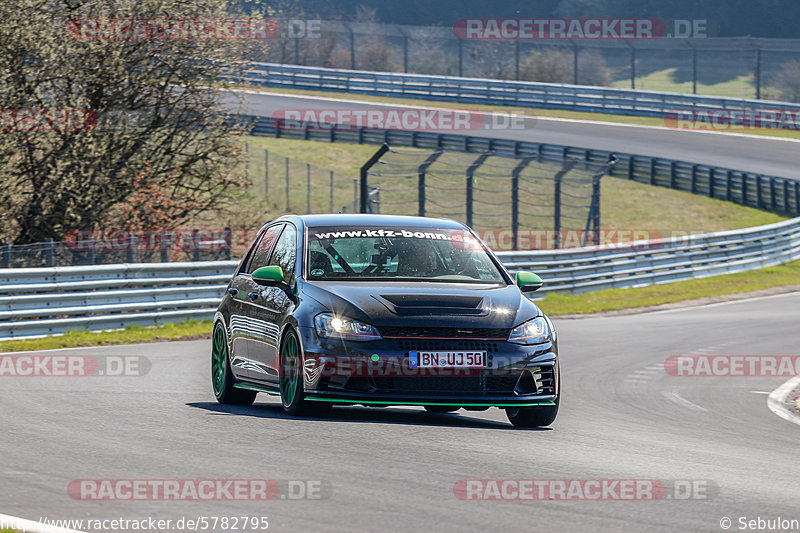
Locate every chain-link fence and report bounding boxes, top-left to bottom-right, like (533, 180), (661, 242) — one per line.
(253, 20), (800, 101)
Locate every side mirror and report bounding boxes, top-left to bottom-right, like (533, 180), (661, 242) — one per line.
(252, 265), (284, 286)
(516, 271), (543, 293)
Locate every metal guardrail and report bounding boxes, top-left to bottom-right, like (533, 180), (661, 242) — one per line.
(0, 262), (236, 339)
(241, 62), (800, 120)
(247, 116), (800, 217)
(2, 217), (799, 339)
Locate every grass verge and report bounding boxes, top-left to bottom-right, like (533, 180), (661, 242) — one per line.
(0, 320), (212, 353)
(539, 260), (800, 316)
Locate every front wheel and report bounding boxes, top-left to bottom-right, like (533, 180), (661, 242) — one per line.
(212, 322), (256, 406)
(506, 400), (559, 428)
(279, 329), (332, 417)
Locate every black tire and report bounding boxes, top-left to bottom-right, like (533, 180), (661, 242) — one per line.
(506, 399), (559, 428)
(424, 405), (460, 413)
(212, 322), (257, 406)
(279, 329), (332, 418)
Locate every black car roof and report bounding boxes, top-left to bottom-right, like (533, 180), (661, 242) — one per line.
(273, 214), (468, 230)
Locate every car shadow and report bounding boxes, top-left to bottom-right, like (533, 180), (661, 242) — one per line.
(186, 401), (552, 431)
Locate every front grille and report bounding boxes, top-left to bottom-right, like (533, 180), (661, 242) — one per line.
(379, 326), (508, 339)
(372, 372), (520, 394)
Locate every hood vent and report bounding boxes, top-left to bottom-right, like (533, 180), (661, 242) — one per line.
(378, 294), (484, 316)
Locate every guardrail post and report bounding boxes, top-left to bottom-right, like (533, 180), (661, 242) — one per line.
(669, 161), (677, 189)
(783, 179), (790, 213)
(690, 165), (697, 194)
(726, 170), (732, 202)
(795, 181), (800, 215)
(770, 178), (777, 211)
(708, 169), (715, 198)
(1, 243), (9, 269)
(649, 158), (656, 185)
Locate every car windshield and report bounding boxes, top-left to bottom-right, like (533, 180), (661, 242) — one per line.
(306, 226), (506, 283)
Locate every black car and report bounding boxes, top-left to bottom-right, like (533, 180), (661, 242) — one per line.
(211, 214), (559, 427)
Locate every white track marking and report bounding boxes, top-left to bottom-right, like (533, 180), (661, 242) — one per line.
(663, 390), (708, 412)
(767, 376), (800, 427)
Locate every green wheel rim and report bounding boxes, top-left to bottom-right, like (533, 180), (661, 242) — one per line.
(281, 333), (300, 407)
(212, 325), (227, 395)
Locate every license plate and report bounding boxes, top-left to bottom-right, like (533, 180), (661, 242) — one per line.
(408, 351), (486, 368)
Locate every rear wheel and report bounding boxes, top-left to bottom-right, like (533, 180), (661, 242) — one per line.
(424, 406), (460, 413)
(212, 322), (256, 406)
(279, 329), (332, 417)
(506, 400), (558, 428)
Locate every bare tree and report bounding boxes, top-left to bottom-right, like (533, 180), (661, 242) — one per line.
(0, 0), (264, 244)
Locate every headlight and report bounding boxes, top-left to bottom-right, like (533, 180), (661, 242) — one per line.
(507, 317), (550, 345)
(314, 313), (382, 341)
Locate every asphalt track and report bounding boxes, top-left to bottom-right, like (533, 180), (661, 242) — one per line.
(2, 292), (800, 532)
(231, 90), (800, 180)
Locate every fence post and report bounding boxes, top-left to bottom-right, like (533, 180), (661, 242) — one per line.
(466, 153), (490, 227)
(686, 39), (697, 94)
(192, 229), (200, 262)
(45, 238), (54, 267)
(628, 155), (635, 180)
(515, 40), (521, 81)
(306, 163), (311, 214)
(360, 144), (390, 213)
(669, 161), (677, 189)
(783, 179), (790, 213)
(458, 39), (463, 77)
(265, 149), (269, 201)
(552, 160), (578, 250)
(285, 157), (290, 212)
(329, 171), (334, 212)
(754, 45), (762, 99)
(224, 227), (232, 260)
(572, 42), (579, 84)
(770, 178), (776, 211)
(160, 232), (168, 263)
(690, 165), (697, 194)
(756, 176), (762, 209)
(649, 158), (656, 185)
(126, 233), (134, 263)
(511, 157), (535, 251)
(1, 243), (9, 269)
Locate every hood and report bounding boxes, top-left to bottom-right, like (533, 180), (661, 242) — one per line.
(300, 281), (540, 331)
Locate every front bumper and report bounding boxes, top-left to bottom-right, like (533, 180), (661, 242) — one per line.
(297, 326), (559, 408)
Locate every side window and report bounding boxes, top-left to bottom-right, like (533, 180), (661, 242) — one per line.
(243, 224), (283, 274)
(268, 225), (297, 283)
